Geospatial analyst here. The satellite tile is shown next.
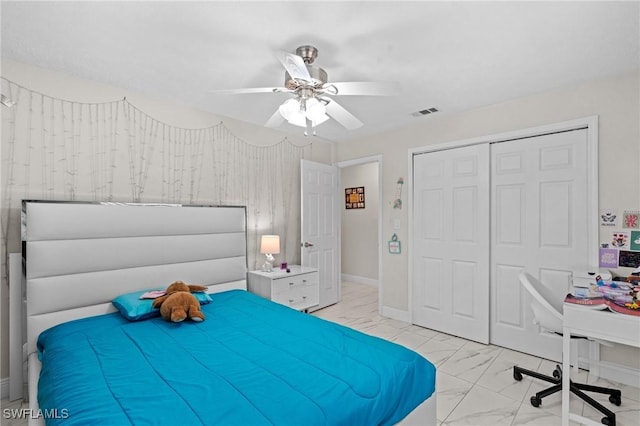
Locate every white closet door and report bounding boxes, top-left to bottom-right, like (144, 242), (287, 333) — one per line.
(490, 129), (589, 361)
(412, 144), (490, 343)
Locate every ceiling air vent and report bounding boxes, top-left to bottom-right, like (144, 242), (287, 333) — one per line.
(411, 107), (439, 117)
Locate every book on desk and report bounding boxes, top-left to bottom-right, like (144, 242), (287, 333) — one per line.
(566, 279), (640, 316)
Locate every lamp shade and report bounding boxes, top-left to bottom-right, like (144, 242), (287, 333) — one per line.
(260, 235), (280, 254)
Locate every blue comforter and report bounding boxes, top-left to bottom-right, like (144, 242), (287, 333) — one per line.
(37, 290), (435, 425)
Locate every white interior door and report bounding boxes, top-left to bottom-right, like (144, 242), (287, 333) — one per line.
(490, 129), (589, 361)
(301, 159), (339, 310)
(412, 144), (490, 343)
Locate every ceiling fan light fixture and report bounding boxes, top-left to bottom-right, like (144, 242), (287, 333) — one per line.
(278, 97), (329, 128)
(287, 112), (329, 128)
(286, 107), (307, 127)
(278, 98), (301, 121)
(215, 45), (398, 134)
(305, 97), (327, 122)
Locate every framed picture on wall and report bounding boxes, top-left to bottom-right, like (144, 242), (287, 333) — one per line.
(345, 187), (365, 209)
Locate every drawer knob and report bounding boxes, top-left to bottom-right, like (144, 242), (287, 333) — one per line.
(302, 296), (307, 300)
(289, 299), (294, 303)
(289, 282), (294, 286)
(302, 279), (307, 283)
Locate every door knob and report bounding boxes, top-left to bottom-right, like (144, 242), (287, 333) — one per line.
(302, 242), (314, 248)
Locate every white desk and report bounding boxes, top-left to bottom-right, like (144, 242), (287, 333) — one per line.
(562, 303), (640, 426)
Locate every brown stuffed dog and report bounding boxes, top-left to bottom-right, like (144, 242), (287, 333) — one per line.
(152, 281), (208, 322)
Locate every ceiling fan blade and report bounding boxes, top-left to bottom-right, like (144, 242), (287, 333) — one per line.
(209, 87), (290, 95)
(322, 98), (363, 130)
(264, 109), (285, 128)
(276, 51), (312, 82)
(322, 81), (400, 96)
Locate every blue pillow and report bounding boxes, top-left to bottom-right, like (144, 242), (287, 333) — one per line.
(112, 289), (212, 321)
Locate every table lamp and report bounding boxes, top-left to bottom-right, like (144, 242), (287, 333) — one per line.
(260, 235), (280, 272)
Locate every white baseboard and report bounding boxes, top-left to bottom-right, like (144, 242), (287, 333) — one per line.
(596, 362), (640, 389)
(341, 274), (378, 287)
(381, 305), (410, 323)
(1, 377), (8, 399)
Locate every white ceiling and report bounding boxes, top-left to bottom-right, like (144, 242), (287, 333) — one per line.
(2, 1), (639, 143)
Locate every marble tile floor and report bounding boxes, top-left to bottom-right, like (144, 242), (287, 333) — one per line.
(2, 281), (638, 426)
(312, 281), (640, 426)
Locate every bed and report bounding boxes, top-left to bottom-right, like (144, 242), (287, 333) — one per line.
(22, 201), (436, 425)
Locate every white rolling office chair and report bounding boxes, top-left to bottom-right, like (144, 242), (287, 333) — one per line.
(513, 271), (621, 426)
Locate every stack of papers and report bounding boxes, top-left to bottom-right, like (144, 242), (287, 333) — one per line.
(566, 281), (640, 316)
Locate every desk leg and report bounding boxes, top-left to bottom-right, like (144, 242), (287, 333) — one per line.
(562, 326), (571, 426)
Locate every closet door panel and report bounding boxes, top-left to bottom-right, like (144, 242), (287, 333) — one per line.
(495, 184), (525, 246)
(418, 257), (443, 310)
(539, 181), (572, 247)
(451, 260), (477, 318)
(490, 129), (589, 361)
(495, 264), (525, 328)
(452, 186), (478, 243)
(412, 144), (490, 343)
(421, 189), (444, 241)
(412, 127), (592, 361)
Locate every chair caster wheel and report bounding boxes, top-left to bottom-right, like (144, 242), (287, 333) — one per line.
(609, 394), (621, 406)
(530, 396), (541, 407)
(514, 371), (523, 381)
(601, 416), (614, 425)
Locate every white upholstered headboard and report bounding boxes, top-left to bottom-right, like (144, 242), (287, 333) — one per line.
(22, 201), (248, 355)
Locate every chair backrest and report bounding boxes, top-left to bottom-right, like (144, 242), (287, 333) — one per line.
(518, 271), (564, 333)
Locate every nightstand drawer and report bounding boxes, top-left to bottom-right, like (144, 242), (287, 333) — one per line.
(247, 265), (319, 311)
(272, 274), (319, 309)
(271, 274), (315, 293)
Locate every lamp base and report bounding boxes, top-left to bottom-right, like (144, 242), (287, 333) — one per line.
(261, 253), (275, 272)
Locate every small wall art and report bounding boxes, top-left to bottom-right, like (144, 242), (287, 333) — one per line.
(599, 248), (619, 268)
(599, 209), (618, 227)
(619, 250), (640, 268)
(388, 234), (401, 254)
(345, 186), (365, 209)
(631, 231), (640, 251)
(393, 177), (404, 209)
(622, 211), (639, 229)
(611, 231), (630, 249)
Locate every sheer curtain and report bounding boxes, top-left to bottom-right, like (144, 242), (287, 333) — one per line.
(1, 78), (313, 285)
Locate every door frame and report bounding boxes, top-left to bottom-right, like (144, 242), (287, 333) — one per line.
(336, 154), (384, 314)
(407, 116), (599, 320)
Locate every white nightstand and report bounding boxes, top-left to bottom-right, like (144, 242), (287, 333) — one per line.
(247, 265), (319, 311)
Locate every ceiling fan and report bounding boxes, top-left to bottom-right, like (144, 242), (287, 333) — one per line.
(214, 45), (399, 136)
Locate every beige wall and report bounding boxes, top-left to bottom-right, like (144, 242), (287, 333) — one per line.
(336, 70), (640, 368)
(0, 60), (333, 379)
(337, 70), (639, 310)
(341, 162), (379, 282)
